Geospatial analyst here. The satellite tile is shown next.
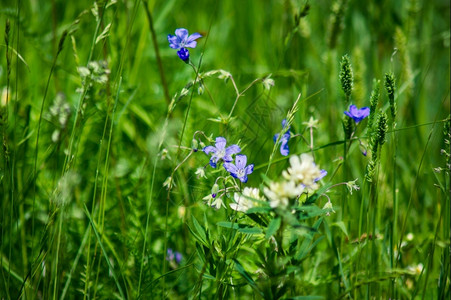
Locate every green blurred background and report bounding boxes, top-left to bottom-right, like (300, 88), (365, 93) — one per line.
(0, 0), (449, 298)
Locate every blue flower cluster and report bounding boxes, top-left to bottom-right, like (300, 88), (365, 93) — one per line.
(203, 137), (254, 183)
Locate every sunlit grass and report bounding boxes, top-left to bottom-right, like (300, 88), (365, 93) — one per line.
(0, 0), (449, 299)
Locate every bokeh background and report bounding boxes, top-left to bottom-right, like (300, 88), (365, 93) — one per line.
(0, 0), (449, 298)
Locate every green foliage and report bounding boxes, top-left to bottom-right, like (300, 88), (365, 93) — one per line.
(0, 0), (449, 299)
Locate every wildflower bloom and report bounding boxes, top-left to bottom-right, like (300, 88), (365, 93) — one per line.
(166, 248), (182, 264)
(224, 154), (254, 183)
(322, 201), (335, 216)
(203, 137), (241, 168)
(344, 105), (370, 124)
(263, 180), (304, 208)
(346, 179), (360, 195)
(211, 197), (225, 209)
(202, 193), (224, 209)
(273, 119), (291, 156)
(230, 187), (262, 212)
(282, 153), (323, 191)
(168, 28), (202, 61)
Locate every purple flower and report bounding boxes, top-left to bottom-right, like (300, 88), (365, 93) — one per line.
(175, 252), (182, 264)
(177, 48), (189, 62)
(166, 248), (182, 264)
(168, 28), (202, 49)
(273, 119), (290, 156)
(223, 154), (254, 183)
(168, 28), (201, 62)
(203, 137), (241, 168)
(344, 105), (370, 124)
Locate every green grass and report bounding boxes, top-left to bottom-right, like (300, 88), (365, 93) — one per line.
(0, 0), (449, 299)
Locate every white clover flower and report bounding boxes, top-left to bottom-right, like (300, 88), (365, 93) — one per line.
(282, 153), (322, 190)
(230, 187), (262, 212)
(263, 180), (304, 208)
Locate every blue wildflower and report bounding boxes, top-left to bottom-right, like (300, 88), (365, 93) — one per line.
(203, 137), (241, 168)
(168, 28), (202, 61)
(344, 105), (370, 124)
(167, 248), (182, 263)
(273, 119), (290, 156)
(223, 154), (254, 183)
(175, 252), (182, 264)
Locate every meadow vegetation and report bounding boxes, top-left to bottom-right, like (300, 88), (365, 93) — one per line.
(0, 0), (449, 299)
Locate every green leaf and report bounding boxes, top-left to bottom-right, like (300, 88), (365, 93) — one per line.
(283, 296), (325, 300)
(217, 222), (261, 234)
(294, 205), (325, 220)
(83, 204), (125, 299)
(295, 218), (323, 260)
(246, 206), (271, 214)
(187, 216), (208, 247)
(265, 217), (281, 239)
(217, 221), (239, 229)
(238, 227), (262, 235)
(331, 221), (349, 238)
(233, 259), (263, 296)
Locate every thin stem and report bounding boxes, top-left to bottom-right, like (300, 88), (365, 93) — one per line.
(142, 0), (171, 105)
(227, 77), (262, 119)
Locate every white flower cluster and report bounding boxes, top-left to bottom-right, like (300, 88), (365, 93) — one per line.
(264, 153), (323, 208)
(230, 187), (262, 212)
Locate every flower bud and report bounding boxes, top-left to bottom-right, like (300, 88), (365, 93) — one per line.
(211, 183), (219, 196)
(191, 139), (199, 151)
